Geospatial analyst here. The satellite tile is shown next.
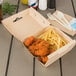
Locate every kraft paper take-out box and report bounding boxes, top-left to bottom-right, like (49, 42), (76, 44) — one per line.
(2, 8), (76, 67)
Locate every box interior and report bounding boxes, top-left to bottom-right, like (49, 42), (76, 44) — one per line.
(35, 26), (76, 66)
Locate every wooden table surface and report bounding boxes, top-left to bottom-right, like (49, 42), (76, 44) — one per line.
(0, 0), (76, 76)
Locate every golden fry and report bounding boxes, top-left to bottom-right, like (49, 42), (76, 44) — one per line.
(38, 28), (67, 50)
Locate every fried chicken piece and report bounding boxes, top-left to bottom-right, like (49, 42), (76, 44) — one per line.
(29, 39), (50, 57)
(23, 36), (35, 47)
(50, 49), (55, 53)
(38, 56), (48, 64)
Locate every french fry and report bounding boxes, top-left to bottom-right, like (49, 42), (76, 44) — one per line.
(38, 28), (68, 51)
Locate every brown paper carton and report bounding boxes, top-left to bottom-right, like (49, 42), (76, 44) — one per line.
(2, 8), (76, 67)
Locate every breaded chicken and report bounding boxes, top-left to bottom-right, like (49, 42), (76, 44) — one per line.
(23, 36), (35, 47)
(29, 39), (50, 57)
(38, 56), (48, 64)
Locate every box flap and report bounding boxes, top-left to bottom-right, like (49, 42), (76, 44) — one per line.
(2, 8), (50, 42)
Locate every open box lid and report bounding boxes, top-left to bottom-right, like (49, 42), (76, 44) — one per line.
(2, 8), (76, 67)
(47, 10), (76, 36)
(2, 8), (50, 42)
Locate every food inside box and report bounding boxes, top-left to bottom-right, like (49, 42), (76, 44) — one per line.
(2, 8), (76, 67)
(23, 27), (68, 64)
